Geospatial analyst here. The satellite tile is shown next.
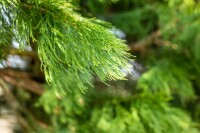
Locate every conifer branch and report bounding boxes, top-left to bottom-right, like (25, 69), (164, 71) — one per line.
(1, 0), (131, 93)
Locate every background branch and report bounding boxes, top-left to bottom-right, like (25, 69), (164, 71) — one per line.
(0, 68), (44, 95)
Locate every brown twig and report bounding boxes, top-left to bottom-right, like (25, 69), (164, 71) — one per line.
(128, 30), (179, 53)
(22, 3), (46, 12)
(0, 68), (32, 78)
(129, 30), (161, 52)
(0, 79), (32, 132)
(129, 19), (180, 53)
(0, 69), (44, 95)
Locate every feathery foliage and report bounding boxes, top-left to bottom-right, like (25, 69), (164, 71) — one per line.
(1, 0), (131, 93)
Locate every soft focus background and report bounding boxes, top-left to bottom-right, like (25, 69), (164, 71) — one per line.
(1, 0), (200, 132)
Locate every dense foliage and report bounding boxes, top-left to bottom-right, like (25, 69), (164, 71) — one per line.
(0, 0), (200, 133)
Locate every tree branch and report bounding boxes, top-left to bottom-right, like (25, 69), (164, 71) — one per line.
(0, 79), (33, 132)
(129, 19), (180, 52)
(129, 30), (161, 52)
(0, 69), (44, 95)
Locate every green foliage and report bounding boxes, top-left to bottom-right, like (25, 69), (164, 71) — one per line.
(168, 0), (200, 13)
(82, 0), (119, 15)
(37, 87), (198, 133)
(1, 0), (130, 93)
(106, 6), (158, 41)
(0, 3), (13, 58)
(90, 97), (196, 133)
(162, 14), (200, 60)
(137, 60), (195, 103)
(134, 0), (200, 123)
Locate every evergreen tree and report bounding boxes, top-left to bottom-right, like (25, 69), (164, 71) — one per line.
(0, 0), (200, 133)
